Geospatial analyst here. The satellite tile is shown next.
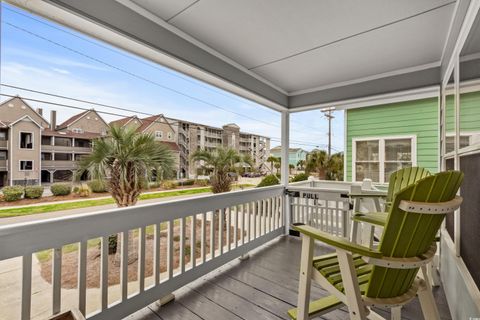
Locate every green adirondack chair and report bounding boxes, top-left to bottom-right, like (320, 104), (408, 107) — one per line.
(350, 167), (431, 243)
(288, 171), (463, 320)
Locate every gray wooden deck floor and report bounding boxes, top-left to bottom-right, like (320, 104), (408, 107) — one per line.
(124, 236), (452, 320)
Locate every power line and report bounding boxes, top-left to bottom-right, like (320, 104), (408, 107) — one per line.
(2, 5), (324, 132)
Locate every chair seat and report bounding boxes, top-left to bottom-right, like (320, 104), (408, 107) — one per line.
(287, 252), (372, 320)
(313, 253), (372, 293)
(352, 212), (388, 226)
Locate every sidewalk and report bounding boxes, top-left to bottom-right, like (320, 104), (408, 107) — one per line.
(0, 192), (211, 226)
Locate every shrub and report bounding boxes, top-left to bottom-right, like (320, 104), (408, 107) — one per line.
(72, 186), (80, 194)
(195, 179), (210, 186)
(161, 180), (177, 190)
(256, 174), (280, 188)
(87, 180), (107, 193)
(25, 186), (44, 199)
(50, 183), (71, 196)
(291, 173), (309, 183)
(149, 181), (161, 189)
(76, 184), (91, 197)
(177, 179), (195, 186)
(2, 186), (24, 202)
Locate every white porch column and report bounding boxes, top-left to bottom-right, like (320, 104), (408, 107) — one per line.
(281, 111), (290, 234)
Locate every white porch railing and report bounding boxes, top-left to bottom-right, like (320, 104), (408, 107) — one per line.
(0, 186), (284, 320)
(287, 186), (351, 237)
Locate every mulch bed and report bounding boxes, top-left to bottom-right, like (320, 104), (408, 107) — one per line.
(39, 220), (241, 289)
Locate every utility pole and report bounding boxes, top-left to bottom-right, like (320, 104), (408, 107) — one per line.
(321, 107), (335, 157)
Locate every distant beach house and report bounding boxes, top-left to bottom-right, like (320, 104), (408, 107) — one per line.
(270, 146), (308, 166)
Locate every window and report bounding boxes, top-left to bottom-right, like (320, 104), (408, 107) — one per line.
(41, 153), (52, 161)
(354, 136), (415, 183)
(41, 136), (52, 145)
(167, 132), (173, 140)
(20, 160), (33, 171)
(72, 128), (84, 134)
(20, 132), (33, 149)
(445, 133), (480, 153)
(0, 131), (7, 141)
(0, 151), (7, 160)
(155, 131), (163, 139)
(55, 153), (72, 161)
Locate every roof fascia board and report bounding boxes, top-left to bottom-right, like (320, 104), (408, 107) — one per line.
(65, 110), (109, 129)
(441, 0), (480, 84)
(288, 66), (441, 111)
(9, 115), (44, 128)
(8, 0), (287, 111)
(1, 96), (51, 126)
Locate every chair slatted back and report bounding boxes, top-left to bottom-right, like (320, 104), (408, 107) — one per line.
(366, 171), (463, 298)
(385, 167), (431, 210)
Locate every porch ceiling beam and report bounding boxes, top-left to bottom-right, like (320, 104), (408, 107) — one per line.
(9, 0), (288, 111)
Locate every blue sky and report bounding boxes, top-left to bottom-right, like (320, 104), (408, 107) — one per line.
(0, 2), (344, 152)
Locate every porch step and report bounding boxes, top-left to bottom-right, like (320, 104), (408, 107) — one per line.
(287, 295), (343, 320)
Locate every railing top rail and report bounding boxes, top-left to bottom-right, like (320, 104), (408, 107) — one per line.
(0, 186), (284, 260)
(286, 186), (349, 195)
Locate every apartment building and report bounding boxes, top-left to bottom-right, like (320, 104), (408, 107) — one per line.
(109, 114), (181, 177)
(0, 96), (109, 187)
(166, 118), (270, 178)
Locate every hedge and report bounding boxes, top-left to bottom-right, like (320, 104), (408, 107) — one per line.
(87, 180), (108, 193)
(256, 174), (280, 188)
(50, 183), (72, 196)
(291, 173), (309, 182)
(25, 186), (44, 199)
(2, 186), (24, 202)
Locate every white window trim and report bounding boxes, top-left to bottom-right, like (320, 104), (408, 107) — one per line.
(352, 135), (417, 183)
(155, 131), (163, 139)
(72, 128), (84, 134)
(19, 160), (34, 171)
(167, 132), (173, 140)
(19, 131), (35, 150)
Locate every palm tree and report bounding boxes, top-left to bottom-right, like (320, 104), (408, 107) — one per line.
(297, 159), (306, 171)
(77, 126), (174, 257)
(305, 149), (328, 179)
(78, 125), (175, 206)
(289, 163), (295, 174)
(191, 148), (251, 194)
(267, 155), (280, 174)
(326, 152), (344, 181)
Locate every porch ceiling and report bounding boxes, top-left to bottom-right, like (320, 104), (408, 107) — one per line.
(8, 0), (471, 110)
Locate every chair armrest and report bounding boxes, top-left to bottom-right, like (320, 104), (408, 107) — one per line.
(293, 225), (383, 259)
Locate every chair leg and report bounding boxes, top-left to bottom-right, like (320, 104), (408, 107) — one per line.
(350, 220), (359, 243)
(390, 306), (401, 320)
(297, 235), (314, 320)
(417, 279), (440, 320)
(337, 249), (368, 320)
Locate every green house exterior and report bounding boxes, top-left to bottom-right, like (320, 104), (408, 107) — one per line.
(270, 147), (308, 166)
(346, 90), (480, 183)
(346, 97), (440, 183)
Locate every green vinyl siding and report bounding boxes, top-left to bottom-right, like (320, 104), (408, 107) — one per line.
(445, 91), (480, 132)
(346, 97), (439, 182)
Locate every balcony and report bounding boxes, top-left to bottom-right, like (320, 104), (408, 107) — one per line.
(41, 160), (78, 169)
(0, 140), (7, 149)
(41, 145), (91, 153)
(0, 159), (6, 169)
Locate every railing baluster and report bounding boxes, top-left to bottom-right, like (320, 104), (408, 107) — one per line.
(121, 231), (128, 301)
(167, 221), (174, 279)
(154, 224), (161, 285)
(210, 211), (215, 259)
(52, 247), (62, 315)
(226, 207), (231, 252)
(180, 217), (185, 274)
(138, 227), (146, 292)
(264, 199), (268, 234)
(78, 240), (87, 315)
(335, 201), (339, 236)
(234, 205), (238, 248)
(201, 213), (206, 264)
(191, 215), (196, 269)
(101, 236), (109, 310)
(21, 254), (32, 320)
(252, 201), (257, 240)
(219, 208), (224, 255)
(241, 204), (246, 245)
(246, 202), (250, 242)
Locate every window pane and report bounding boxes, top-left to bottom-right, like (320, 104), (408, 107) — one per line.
(385, 139), (412, 161)
(355, 162), (379, 182)
(384, 162), (412, 182)
(356, 140), (379, 161)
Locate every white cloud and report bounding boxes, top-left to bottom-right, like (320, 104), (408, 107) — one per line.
(51, 68), (70, 75)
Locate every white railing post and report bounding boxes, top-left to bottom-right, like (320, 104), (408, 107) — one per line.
(281, 111), (290, 235)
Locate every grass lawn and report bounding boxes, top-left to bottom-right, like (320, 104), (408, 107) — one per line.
(0, 184), (255, 218)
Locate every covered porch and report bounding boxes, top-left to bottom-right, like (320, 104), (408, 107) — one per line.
(2, 0), (480, 319)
